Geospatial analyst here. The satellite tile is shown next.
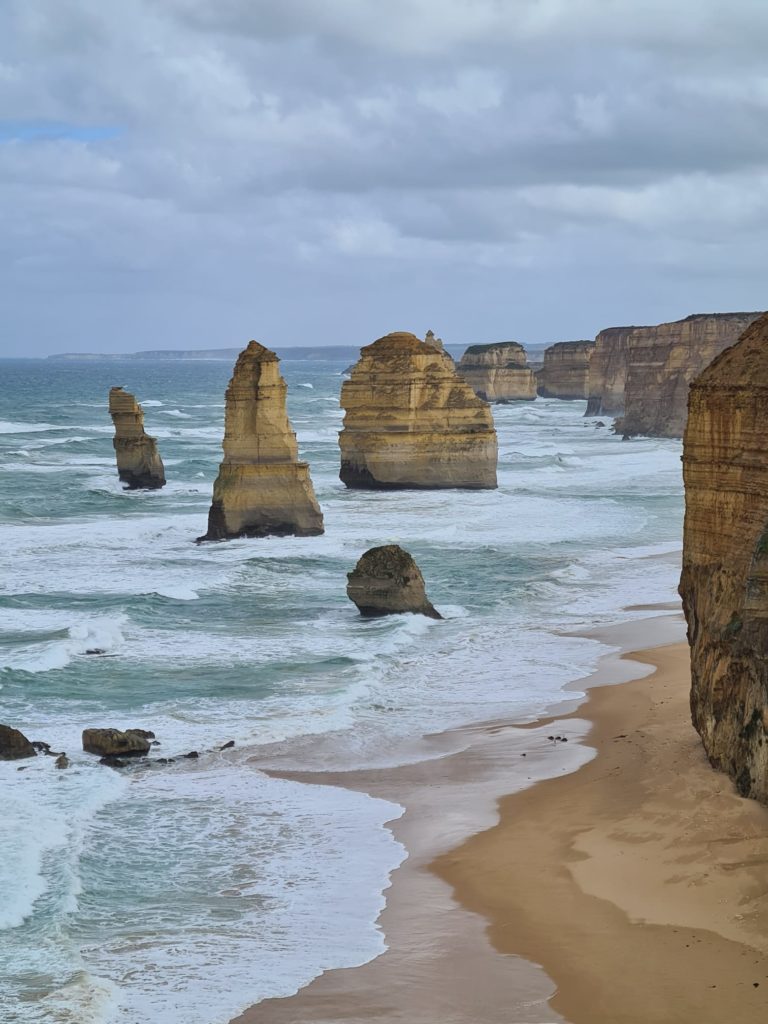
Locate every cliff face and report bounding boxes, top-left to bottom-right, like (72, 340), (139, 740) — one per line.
(201, 341), (324, 540)
(584, 326), (642, 417)
(457, 342), (536, 402)
(617, 313), (762, 438)
(537, 340), (595, 400)
(340, 332), (497, 489)
(108, 387), (165, 489)
(679, 312), (768, 803)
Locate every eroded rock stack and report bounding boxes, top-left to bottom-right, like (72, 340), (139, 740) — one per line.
(584, 326), (642, 418)
(347, 545), (442, 619)
(339, 332), (497, 489)
(201, 342), (324, 540)
(457, 342), (536, 402)
(536, 341), (595, 399)
(616, 312), (762, 438)
(108, 387), (166, 489)
(679, 311), (768, 803)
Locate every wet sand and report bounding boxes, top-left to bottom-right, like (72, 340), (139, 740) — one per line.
(233, 622), (768, 1023)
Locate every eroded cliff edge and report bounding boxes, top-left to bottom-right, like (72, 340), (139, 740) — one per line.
(201, 341), (324, 540)
(457, 342), (536, 402)
(339, 332), (497, 489)
(537, 340), (594, 400)
(679, 311), (768, 803)
(108, 387), (165, 489)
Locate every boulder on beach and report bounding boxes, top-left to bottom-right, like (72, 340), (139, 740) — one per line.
(0, 724), (37, 761)
(82, 728), (151, 758)
(347, 545), (442, 620)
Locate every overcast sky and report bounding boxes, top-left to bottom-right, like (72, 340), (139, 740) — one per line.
(2, 1), (767, 356)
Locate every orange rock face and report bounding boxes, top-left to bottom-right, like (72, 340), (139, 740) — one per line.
(584, 326), (645, 417)
(679, 311), (768, 803)
(537, 340), (595, 400)
(108, 387), (165, 489)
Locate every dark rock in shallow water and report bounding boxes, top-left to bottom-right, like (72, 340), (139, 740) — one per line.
(183, 750), (199, 759)
(82, 728), (151, 757)
(54, 753), (70, 769)
(32, 740), (51, 754)
(99, 756), (129, 768)
(85, 648), (106, 655)
(0, 724), (37, 761)
(219, 740), (235, 751)
(347, 545), (442, 620)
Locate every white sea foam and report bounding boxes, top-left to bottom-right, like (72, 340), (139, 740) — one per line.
(0, 615), (127, 673)
(159, 408), (191, 418)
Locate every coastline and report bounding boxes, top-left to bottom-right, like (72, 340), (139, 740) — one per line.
(229, 609), (768, 1024)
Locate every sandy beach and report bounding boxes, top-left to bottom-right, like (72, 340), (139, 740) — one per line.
(234, 617), (768, 1023)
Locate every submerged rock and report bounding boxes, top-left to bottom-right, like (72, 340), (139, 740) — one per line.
(0, 724), (37, 761)
(82, 728), (151, 758)
(457, 342), (537, 402)
(200, 342), (324, 540)
(680, 311), (768, 804)
(537, 340), (595, 400)
(108, 387), (166, 489)
(347, 545), (442, 619)
(340, 332), (497, 489)
(54, 753), (70, 769)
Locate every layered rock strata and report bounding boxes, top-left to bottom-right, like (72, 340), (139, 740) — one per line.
(339, 332), (497, 489)
(201, 342), (324, 540)
(584, 326), (642, 417)
(536, 340), (595, 399)
(0, 724), (37, 760)
(108, 387), (165, 489)
(347, 545), (442, 619)
(616, 312), (762, 438)
(679, 311), (768, 803)
(457, 342), (536, 402)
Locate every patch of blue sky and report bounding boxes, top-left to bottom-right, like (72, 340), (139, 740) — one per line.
(0, 120), (120, 143)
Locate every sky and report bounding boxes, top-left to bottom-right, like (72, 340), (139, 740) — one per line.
(1, 0), (767, 356)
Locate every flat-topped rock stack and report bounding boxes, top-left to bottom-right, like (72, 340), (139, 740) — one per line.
(339, 332), (497, 489)
(584, 326), (642, 418)
(108, 387), (166, 489)
(616, 312), (762, 438)
(536, 340), (595, 400)
(200, 341), (324, 540)
(679, 311), (768, 804)
(457, 342), (536, 402)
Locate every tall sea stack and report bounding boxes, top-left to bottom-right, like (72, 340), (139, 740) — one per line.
(584, 326), (641, 418)
(679, 311), (768, 804)
(108, 387), (165, 489)
(537, 340), (595, 400)
(200, 342), (324, 541)
(457, 342), (536, 402)
(339, 332), (497, 489)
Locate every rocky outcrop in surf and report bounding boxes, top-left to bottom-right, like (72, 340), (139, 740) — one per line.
(0, 724), (37, 760)
(537, 341), (595, 400)
(108, 387), (166, 489)
(82, 728), (152, 757)
(616, 313), (762, 438)
(200, 342), (324, 540)
(457, 342), (536, 402)
(347, 545), (442, 619)
(679, 311), (768, 804)
(339, 332), (497, 489)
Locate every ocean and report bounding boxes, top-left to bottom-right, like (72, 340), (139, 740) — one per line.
(0, 356), (684, 1023)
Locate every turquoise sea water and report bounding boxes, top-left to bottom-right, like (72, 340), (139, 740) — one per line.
(0, 357), (684, 1022)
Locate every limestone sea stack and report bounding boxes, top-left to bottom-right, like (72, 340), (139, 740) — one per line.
(339, 332), (497, 489)
(347, 545), (442, 619)
(108, 387), (165, 489)
(679, 311), (768, 803)
(584, 326), (642, 418)
(536, 340), (595, 400)
(616, 312), (762, 438)
(201, 342), (323, 541)
(457, 342), (536, 402)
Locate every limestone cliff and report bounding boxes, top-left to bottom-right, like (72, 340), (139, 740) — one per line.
(347, 545), (442, 619)
(200, 342), (324, 540)
(537, 340), (595, 399)
(616, 313), (762, 438)
(584, 326), (642, 417)
(679, 311), (768, 803)
(108, 387), (165, 489)
(457, 342), (536, 402)
(339, 333), (497, 489)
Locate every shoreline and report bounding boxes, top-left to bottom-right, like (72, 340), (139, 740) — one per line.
(229, 610), (768, 1023)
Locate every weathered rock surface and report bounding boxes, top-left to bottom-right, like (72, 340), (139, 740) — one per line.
(537, 340), (595, 399)
(347, 545), (442, 619)
(679, 311), (768, 803)
(584, 326), (643, 417)
(340, 332), (497, 489)
(616, 313), (762, 438)
(82, 728), (151, 758)
(108, 387), (166, 489)
(424, 329), (444, 351)
(201, 341), (324, 540)
(0, 724), (37, 760)
(457, 342), (536, 402)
